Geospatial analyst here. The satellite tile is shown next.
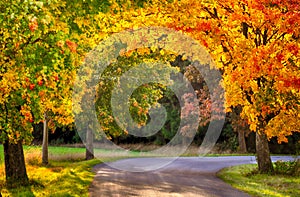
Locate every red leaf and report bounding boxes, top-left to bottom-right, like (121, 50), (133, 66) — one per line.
(66, 40), (78, 53)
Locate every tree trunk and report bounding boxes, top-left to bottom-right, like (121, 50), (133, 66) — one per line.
(4, 139), (28, 185)
(85, 126), (94, 160)
(238, 130), (247, 153)
(296, 158), (300, 176)
(256, 131), (273, 173)
(230, 105), (248, 154)
(42, 113), (49, 165)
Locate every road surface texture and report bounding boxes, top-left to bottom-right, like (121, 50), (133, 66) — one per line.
(89, 156), (296, 197)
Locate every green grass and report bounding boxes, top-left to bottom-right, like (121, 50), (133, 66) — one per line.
(218, 164), (300, 197)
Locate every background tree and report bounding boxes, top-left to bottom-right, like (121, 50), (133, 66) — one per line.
(95, 49), (178, 140)
(73, 0), (224, 155)
(38, 0), (105, 164)
(229, 105), (251, 153)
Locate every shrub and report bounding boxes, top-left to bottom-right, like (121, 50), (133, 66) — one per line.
(274, 160), (299, 176)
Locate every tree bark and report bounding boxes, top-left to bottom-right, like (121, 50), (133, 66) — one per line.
(85, 126), (94, 160)
(238, 130), (247, 153)
(230, 105), (248, 154)
(4, 139), (28, 185)
(42, 113), (49, 165)
(256, 131), (273, 173)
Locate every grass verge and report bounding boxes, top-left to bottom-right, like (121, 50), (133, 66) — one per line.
(0, 145), (129, 197)
(1, 159), (100, 197)
(0, 157), (101, 197)
(217, 164), (300, 197)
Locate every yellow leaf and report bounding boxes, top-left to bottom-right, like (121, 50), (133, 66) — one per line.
(159, 50), (165, 56)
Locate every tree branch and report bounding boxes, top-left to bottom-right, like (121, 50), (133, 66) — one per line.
(263, 29), (268, 45)
(203, 7), (218, 19)
(242, 22), (249, 39)
(266, 29), (279, 43)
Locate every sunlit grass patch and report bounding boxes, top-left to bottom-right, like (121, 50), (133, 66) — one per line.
(0, 144), (139, 196)
(0, 159), (100, 197)
(218, 164), (300, 197)
(2, 160), (107, 196)
(0, 145), (102, 196)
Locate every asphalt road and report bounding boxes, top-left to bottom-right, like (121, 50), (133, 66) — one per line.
(89, 156), (296, 197)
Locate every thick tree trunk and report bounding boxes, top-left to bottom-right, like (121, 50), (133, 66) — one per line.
(238, 130), (247, 153)
(256, 132), (273, 173)
(85, 126), (94, 160)
(42, 113), (49, 165)
(4, 139), (28, 185)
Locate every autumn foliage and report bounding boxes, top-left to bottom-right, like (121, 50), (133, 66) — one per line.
(87, 0), (299, 172)
(1, 0), (299, 181)
(91, 0), (299, 143)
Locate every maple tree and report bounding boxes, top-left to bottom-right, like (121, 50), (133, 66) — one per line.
(163, 0), (299, 172)
(71, 1), (225, 158)
(93, 0), (299, 172)
(0, 0), (86, 182)
(1, 1), (298, 188)
(197, 0), (300, 173)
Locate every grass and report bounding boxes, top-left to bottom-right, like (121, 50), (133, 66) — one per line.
(1, 144), (297, 196)
(0, 144), (163, 196)
(0, 145), (135, 197)
(0, 143), (254, 196)
(218, 164), (300, 197)
(1, 159), (100, 197)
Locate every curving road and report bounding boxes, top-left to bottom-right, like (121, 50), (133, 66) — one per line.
(89, 156), (296, 197)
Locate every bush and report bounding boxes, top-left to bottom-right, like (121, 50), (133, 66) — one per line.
(50, 138), (65, 145)
(274, 160), (299, 176)
(218, 124), (238, 151)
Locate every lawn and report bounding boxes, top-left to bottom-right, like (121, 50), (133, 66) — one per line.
(0, 145), (133, 197)
(218, 164), (300, 197)
(1, 145), (298, 196)
(1, 159), (100, 197)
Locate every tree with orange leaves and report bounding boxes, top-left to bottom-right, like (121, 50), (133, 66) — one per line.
(200, 0), (299, 173)
(94, 0), (300, 173)
(167, 0), (300, 172)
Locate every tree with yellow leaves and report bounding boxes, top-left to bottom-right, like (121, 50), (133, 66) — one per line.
(0, 0), (84, 183)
